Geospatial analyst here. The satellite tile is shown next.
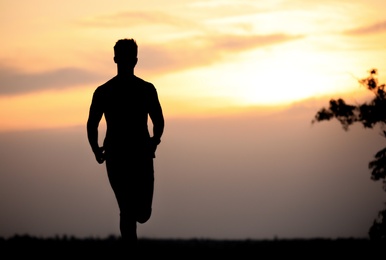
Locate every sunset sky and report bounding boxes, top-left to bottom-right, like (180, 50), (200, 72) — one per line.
(1, 0), (386, 131)
(1, 0), (386, 240)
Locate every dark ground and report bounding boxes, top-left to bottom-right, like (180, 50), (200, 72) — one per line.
(1, 235), (384, 258)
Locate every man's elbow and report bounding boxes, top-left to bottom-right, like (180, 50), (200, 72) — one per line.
(87, 120), (98, 131)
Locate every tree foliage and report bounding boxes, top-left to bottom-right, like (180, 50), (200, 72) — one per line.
(312, 68), (386, 240)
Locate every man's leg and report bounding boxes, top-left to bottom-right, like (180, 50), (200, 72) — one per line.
(136, 158), (154, 224)
(106, 156), (139, 244)
(120, 212), (137, 244)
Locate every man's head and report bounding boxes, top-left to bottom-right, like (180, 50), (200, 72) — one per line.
(113, 38), (138, 67)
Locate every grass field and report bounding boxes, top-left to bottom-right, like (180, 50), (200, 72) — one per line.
(1, 235), (384, 258)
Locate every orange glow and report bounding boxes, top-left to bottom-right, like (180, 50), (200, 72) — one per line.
(0, 88), (92, 131)
(1, 0), (386, 131)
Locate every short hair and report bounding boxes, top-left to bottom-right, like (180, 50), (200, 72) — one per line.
(113, 38), (138, 61)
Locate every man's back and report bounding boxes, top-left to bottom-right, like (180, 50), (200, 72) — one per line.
(89, 75), (162, 154)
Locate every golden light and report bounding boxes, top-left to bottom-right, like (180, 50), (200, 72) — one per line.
(0, 87), (93, 131)
(155, 36), (369, 109)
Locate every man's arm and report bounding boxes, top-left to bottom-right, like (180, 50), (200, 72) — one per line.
(149, 88), (165, 146)
(87, 91), (105, 164)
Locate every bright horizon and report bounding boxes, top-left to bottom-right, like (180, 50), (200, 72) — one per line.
(1, 0), (386, 240)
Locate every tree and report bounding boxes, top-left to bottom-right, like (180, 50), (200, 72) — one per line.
(312, 68), (386, 240)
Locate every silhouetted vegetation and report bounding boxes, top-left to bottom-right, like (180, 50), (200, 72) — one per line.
(0, 234), (382, 257)
(312, 68), (386, 240)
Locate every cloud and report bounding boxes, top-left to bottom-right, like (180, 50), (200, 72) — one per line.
(76, 11), (195, 29)
(344, 20), (386, 35)
(76, 10), (303, 74)
(208, 33), (303, 51)
(2, 2), (303, 98)
(0, 65), (106, 96)
(0, 33), (300, 96)
(0, 33), (301, 96)
(138, 33), (303, 73)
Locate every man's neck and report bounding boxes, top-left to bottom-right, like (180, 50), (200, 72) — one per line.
(117, 65), (134, 77)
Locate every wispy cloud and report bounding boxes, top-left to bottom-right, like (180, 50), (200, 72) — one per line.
(0, 65), (105, 96)
(208, 33), (302, 51)
(0, 32), (301, 96)
(76, 11), (195, 29)
(138, 33), (303, 73)
(76, 9), (304, 75)
(344, 20), (386, 35)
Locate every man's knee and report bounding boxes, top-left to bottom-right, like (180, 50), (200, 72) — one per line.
(137, 208), (152, 224)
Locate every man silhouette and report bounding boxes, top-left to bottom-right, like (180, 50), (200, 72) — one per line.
(87, 38), (164, 245)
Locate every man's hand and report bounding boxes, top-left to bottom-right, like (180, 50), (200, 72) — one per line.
(93, 146), (105, 164)
(148, 137), (161, 158)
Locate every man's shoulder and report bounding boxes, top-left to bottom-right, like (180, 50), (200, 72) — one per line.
(97, 77), (117, 89)
(93, 77), (117, 95)
(134, 76), (155, 88)
(93, 76), (156, 96)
